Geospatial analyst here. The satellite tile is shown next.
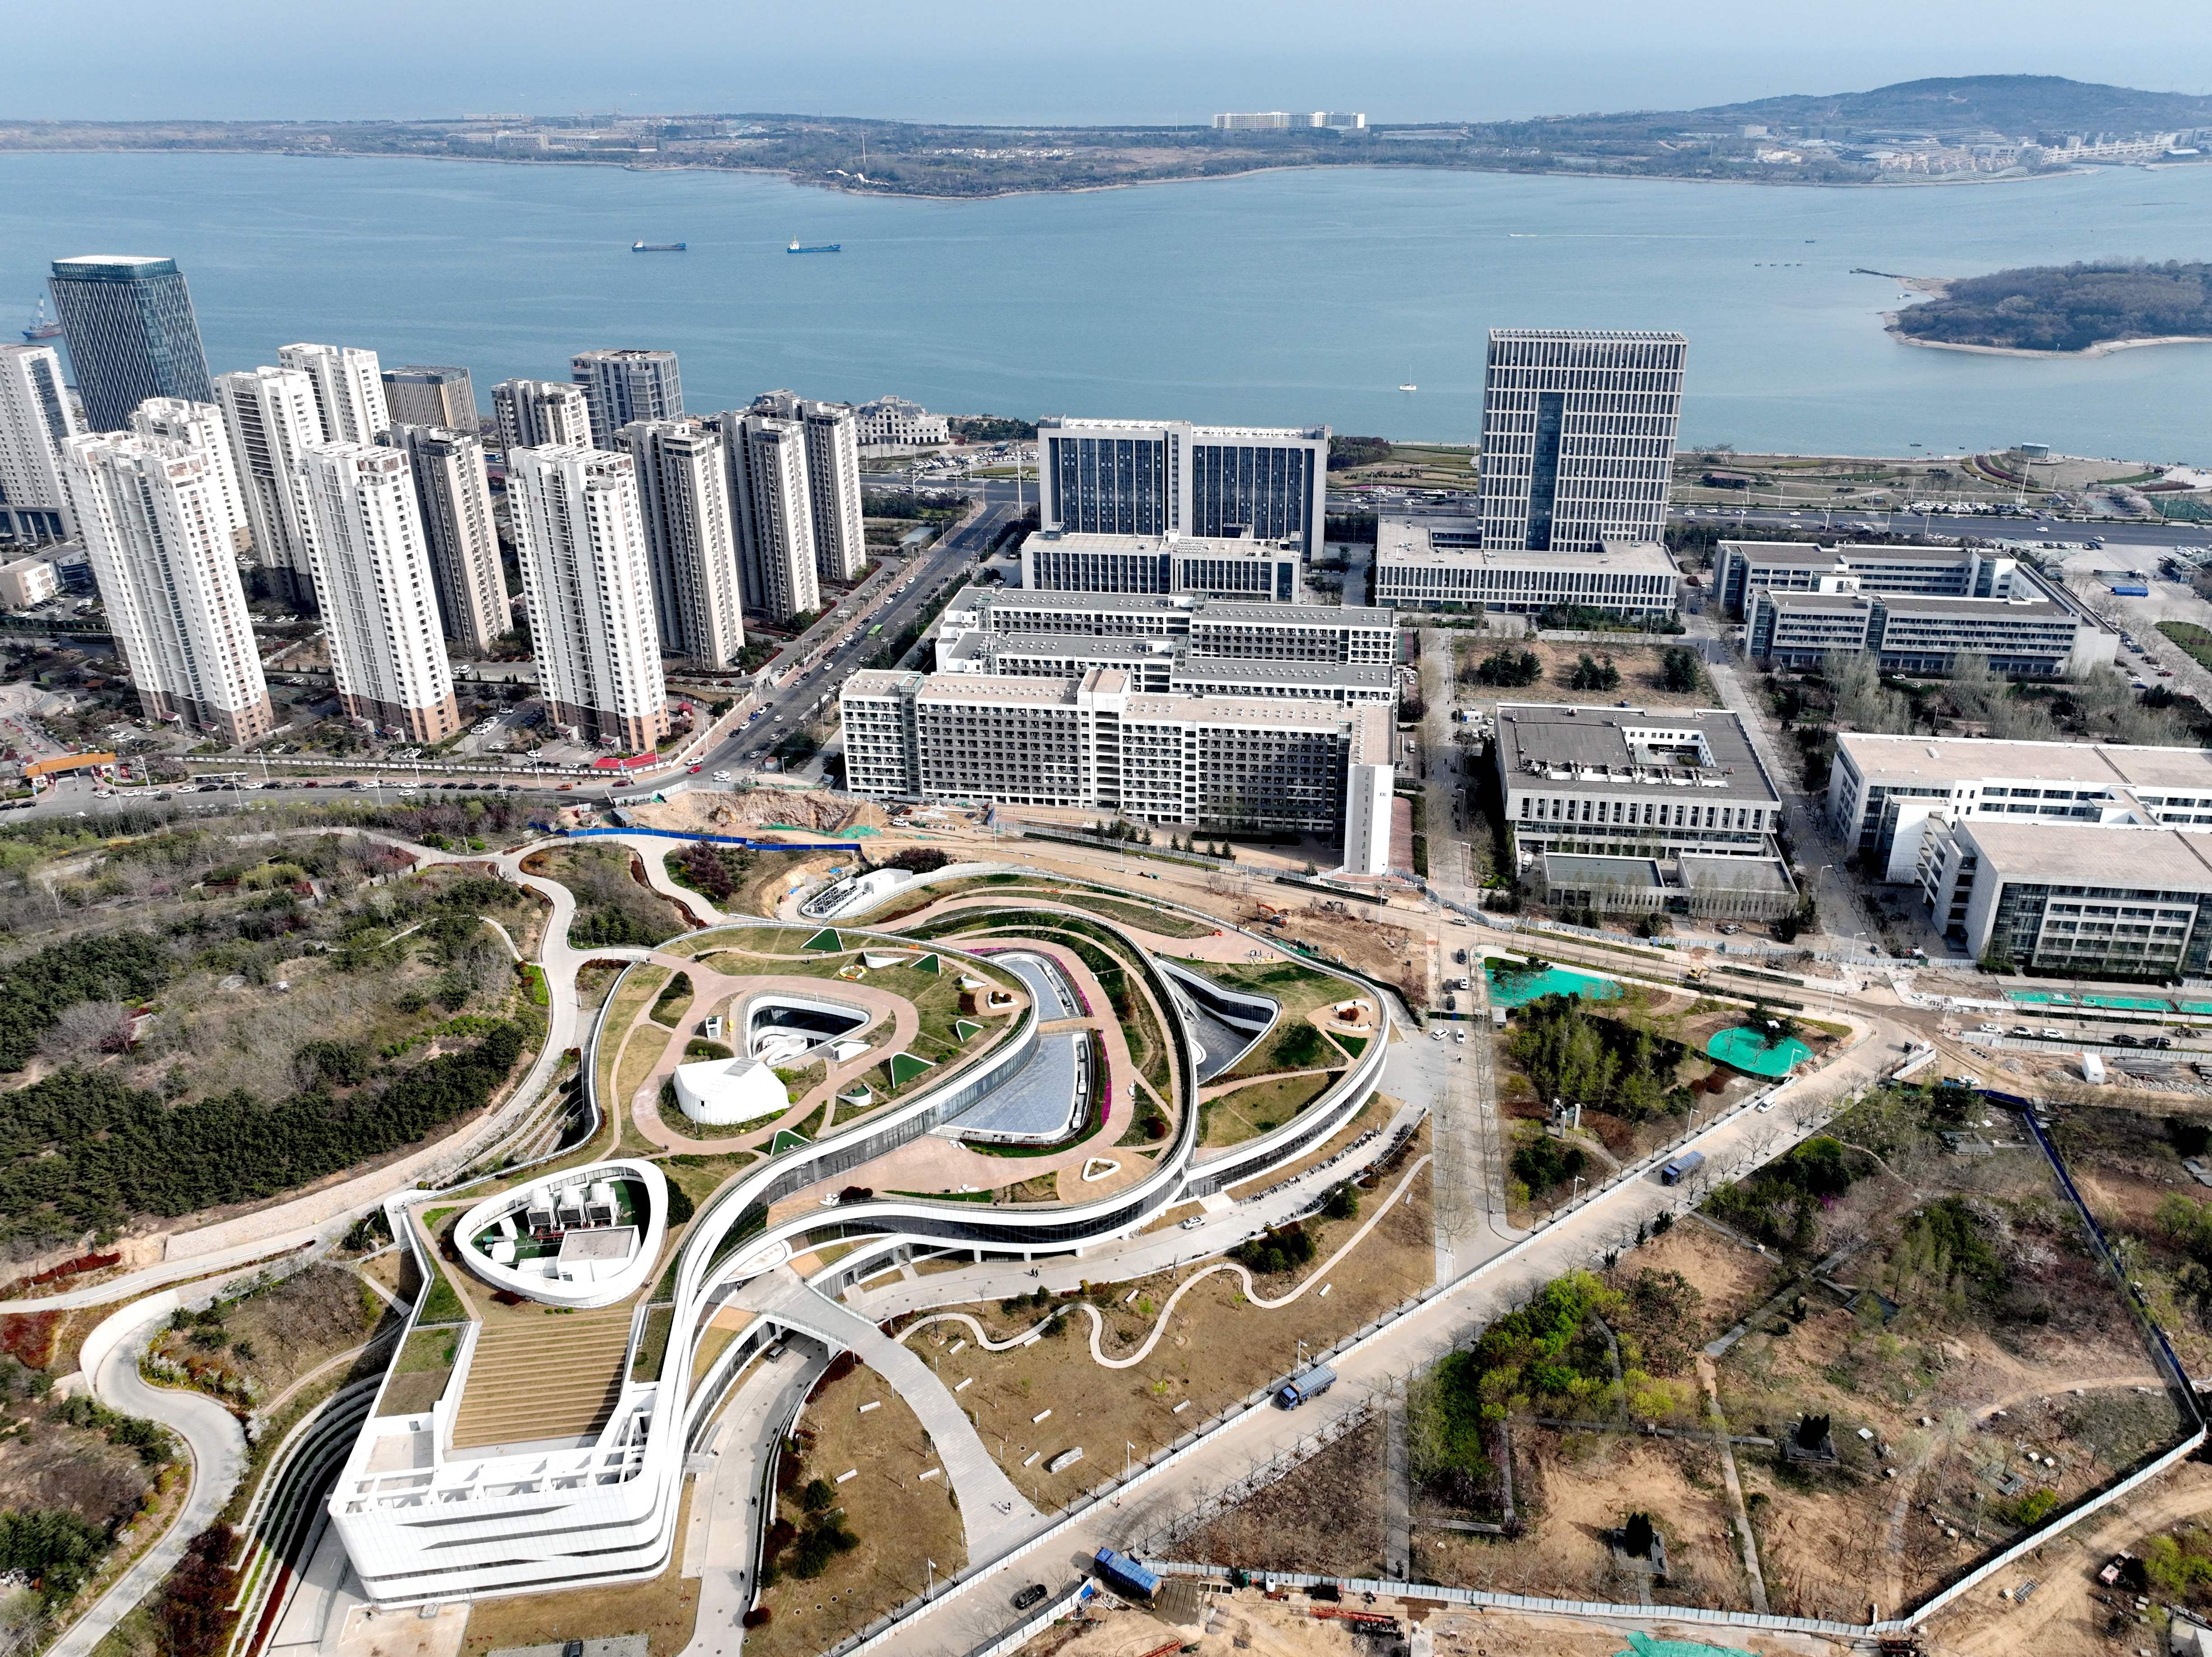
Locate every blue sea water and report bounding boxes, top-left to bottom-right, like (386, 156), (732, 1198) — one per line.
(5, 150), (2211, 461)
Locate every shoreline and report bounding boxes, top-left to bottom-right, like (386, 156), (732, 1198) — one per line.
(1882, 283), (2212, 358)
(0, 142), (2114, 204)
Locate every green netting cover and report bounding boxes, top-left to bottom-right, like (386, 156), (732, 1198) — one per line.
(1705, 1025), (1812, 1077)
(1485, 962), (1626, 1009)
(801, 928), (842, 952)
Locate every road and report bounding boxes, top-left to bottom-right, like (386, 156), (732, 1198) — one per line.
(49, 1305), (248, 1657)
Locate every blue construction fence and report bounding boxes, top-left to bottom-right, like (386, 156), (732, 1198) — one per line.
(535, 824), (864, 854)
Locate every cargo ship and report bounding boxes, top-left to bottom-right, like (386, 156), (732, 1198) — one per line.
(20, 297), (60, 342)
(787, 241), (842, 254)
(631, 241), (687, 252)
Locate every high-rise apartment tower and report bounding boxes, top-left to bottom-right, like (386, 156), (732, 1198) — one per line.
(491, 379), (594, 452)
(618, 419), (745, 669)
(383, 425), (512, 653)
(1036, 418), (1330, 560)
(506, 444), (669, 752)
(381, 365), (478, 433)
(130, 398), (250, 555)
(213, 365), (329, 608)
(1475, 329), (1686, 553)
(61, 431), (273, 743)
(710, 412), (821, 624)
(0, 344), (83, 544)
(299, 443), (462, 742)
(749, 391), (867, 583)
(571, 350), (683, 448)
(47, 256), (213, 433)
(279, 343), (389, 446)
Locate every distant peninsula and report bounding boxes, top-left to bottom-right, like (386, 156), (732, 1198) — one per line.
(1887, 261), (2212, 357)
(3, 75), (2210, 199)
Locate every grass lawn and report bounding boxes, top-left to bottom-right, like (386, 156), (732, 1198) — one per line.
(1203, 959), (1360, 1083)
(2160, 620), (2212, 672)
(1201, 1070), (1339, 1147)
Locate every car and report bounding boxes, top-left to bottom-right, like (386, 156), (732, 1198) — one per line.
(688, 763), (702, 773)
(2151, 1036), (2175, 1050)
(1454, 1031), (1466, 1044)
(2039, 1028), (2064, 1041)
(2009, 1025), (2030, 1037)
(2112, 1033), (2141, 1048)
(1179, 1216), (1205, 1231)
(1976, 1022), (2002, 1035)
(713, 770), (734, 782)
(1012, 1585), (1048, 1611)
(1718, 923), (1742, 935)
(1431, 1028), (1444, 1041)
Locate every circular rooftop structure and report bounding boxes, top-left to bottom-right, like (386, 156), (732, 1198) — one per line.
(453, 1158), (669, 1308)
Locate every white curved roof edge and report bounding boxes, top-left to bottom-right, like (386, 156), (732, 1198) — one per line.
(453, 1158), (670, 1309)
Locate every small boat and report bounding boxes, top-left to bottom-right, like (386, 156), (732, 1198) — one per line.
(632, 241), (687, 252)
(788, 241), (842, 254)
(1398, 381), (1417, 392)
(20, 297), (60, 342)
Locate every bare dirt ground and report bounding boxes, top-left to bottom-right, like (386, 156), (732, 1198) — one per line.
(1179, 1419), (1388, 1579)
(1018, 1582), (1856, 1657)
(747, 1359), (966, 1657)
(1454, 638), (1716, 713)
(905, 1148), (1432, 1515)
(1617, 1222), (1776, 1342)
(626, 789), (884, 837)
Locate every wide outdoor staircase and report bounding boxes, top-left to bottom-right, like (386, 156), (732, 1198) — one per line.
(448, 1305), (636, 1451)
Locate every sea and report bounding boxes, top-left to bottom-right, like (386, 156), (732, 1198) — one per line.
(6, 150), (2212, 462)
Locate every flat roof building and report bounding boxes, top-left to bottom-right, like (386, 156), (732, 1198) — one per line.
(380, 365), (477, 434)
(1019, 529), (1302, 603)
(1036, 417), (1328, 560)
(1495, 703), (1793, 915)
(1370, 514), (1678, 617)
(1917, 817), (2212, 977)
(47, 255), (212, 434)
(841, 666), (1394, 873)
(1748, 587), (2115, 678)
(935, 629), (1396, 702)
(1829, 730), (2212, 882)
(1714, 540), (2024, 616)
(0, 344), (82, 546)
(937, 585), (1395, 663)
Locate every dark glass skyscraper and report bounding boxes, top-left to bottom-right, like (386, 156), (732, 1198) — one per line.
(47, 255), (214, 433)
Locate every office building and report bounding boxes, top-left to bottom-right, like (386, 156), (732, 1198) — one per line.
(1476, 330), (1685, 552)
(1019, 530), (1302, 603)
(506, 445), (669, 751)
(841, 666), (1394, 871)
(383, 425), (512, 654)
(46, 256), (212, 434)
(571, 350), (683, 447)
(939, 585), (1397, 663)
(1036, 418), (1329, 560)
(936, 629), (1397, 702)
(381, 365), (478, 433)
(618, 418), (744, 668)
(299, 443), (462, 742)
(279, 343), (389, 445)
(0, 556), (57, 610)
(748, 392), (867, 584)
(0, 344), (82, 544)
(1828, 731), (2212, 882)
(1714, 540), (2027, 616)
(855, 396), (949, 447)
(60, 432), (274, 744)
(491, 379), (594, 452)
(712, 411), (821, 623)
(213, 366), (329, 607)
(1305, 112), (1366, 129)
(1746, 587), (2115, 678)
(129, 399), (249, 554)
(1370, 515), (1679, 616)
(1494, 703), (1795, 920)
(1916, 818), (2212, 977)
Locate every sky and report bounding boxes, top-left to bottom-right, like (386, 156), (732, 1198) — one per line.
(12, 0), (2212, 125)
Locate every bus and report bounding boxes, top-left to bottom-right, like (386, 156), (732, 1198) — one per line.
(868, 623), (884, 637)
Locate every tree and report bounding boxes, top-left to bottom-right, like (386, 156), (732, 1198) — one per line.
(1565, 654), (1621, 693)
(1470, 649), (1541, 688)
(1658, 646), (1705, 695)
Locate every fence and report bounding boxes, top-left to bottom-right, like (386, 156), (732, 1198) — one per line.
(560, 825), (862, 854)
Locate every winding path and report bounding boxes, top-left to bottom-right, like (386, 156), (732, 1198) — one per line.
(897, 1154), (1433, 1373)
